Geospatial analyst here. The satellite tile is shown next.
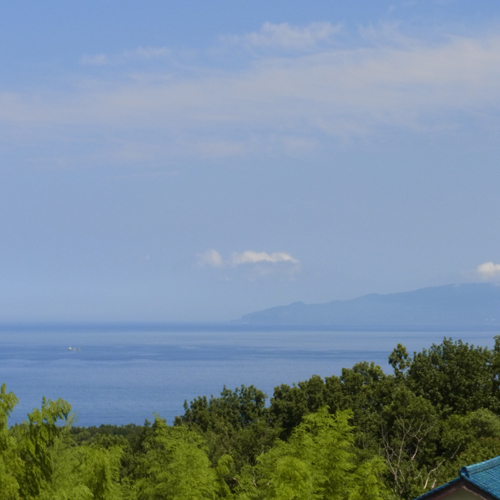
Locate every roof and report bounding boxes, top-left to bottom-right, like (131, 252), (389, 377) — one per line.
(459, 455), (500, 499)
(414, 455), (500, 500)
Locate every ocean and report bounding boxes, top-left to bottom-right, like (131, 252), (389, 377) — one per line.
(0, 325), (498, 427)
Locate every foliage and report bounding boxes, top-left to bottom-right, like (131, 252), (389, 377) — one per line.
(255, 408), (389, 500)
(132, 418), (220, 500)
(405, 338), (500, 414)
(266, 336), (500, 499)
(4, 336), (500, 499)
(0, 384), (21, 500)
(16, 396), (72, 499)
(176, 385), (279, 474)
(379, 386), (440, 498)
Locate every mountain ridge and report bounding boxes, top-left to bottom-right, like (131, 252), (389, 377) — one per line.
(239, 283), (500, 327)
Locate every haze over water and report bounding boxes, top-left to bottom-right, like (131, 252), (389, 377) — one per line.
(1, 326), (497, 427)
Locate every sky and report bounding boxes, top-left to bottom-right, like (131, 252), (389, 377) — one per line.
(2, 0), (500, 322)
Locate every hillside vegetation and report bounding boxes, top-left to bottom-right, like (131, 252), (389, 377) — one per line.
(3, 336), (500, 499)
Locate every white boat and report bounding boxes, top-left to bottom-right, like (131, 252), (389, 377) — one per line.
(68, 347), (81, 351)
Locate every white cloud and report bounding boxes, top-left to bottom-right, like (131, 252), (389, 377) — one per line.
(196, 250), (300, 276)
(196, 249), (224, 268)
(122, 46), (171, 60)
(477, 262), (500, 280)
(81, 46), (170, 66)
(233, 22), (342, 51)
(230, 251), (299, 266)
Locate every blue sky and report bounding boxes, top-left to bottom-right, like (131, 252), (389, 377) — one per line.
(2, 1), (500, 322)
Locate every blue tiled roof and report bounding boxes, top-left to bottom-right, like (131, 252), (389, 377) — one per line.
(414, 455), (500, 500)
(459, 455), (500, 499)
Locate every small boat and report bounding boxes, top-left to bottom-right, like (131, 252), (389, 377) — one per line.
(68, 347), (81, 351)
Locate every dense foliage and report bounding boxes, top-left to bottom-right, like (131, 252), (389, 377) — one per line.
(3, 336), (500, 499)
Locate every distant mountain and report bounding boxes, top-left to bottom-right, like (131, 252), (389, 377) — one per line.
(239, 283), (500, 328)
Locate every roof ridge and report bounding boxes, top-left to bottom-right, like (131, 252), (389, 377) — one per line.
(461, 455), (500, 477)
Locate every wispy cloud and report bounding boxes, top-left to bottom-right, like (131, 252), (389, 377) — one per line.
(124, 46), (171, 60)
(477, 262), (500, 281)
(5, 24), (500, 166)
(81, 46), (171, 66)
(81, 54), (109, 66)
(227, 22), (342, 51)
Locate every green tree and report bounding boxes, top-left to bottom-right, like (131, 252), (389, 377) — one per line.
(255, 408), (389, 500)
(435, 408), (500, 486)
(176, 385), (278, 477)
(404, 338), (500, 414)
(133, 419), (221, 500)
(16, 396), (71, 499)
(379, 386), (440, 499)
(269, 375), (331, 440)
(0, 384), (21, 500)
(43, 440), (123, 500)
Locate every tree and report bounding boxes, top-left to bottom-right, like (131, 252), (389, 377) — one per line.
(176, 385), (277, 476)
(435, 408), (500, 487)
(254, 408), (389, 500)
(379, 386), (440, 499)
(269, 375), (330, 440)
(44, 440), (123, 500)
(404, 338), (499, 414)
(0, 384), (20, 500)
(133, 419), (221, 500)
(16, 396), (71, 499)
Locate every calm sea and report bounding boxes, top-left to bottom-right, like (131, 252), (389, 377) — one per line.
(0, 326), (498, 426)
